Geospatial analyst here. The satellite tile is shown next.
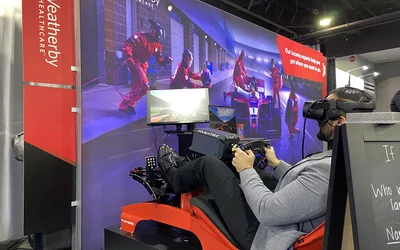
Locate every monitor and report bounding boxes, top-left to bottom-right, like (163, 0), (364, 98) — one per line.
(147, 88), (210, 125)
(209, 105), (237, 134)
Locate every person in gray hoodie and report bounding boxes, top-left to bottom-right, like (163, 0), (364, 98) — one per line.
(158, 87), (374, 250)
(390, 89), (400, 112)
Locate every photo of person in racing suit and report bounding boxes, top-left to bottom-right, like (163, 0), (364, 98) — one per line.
(118, 19), (173, 115)
(270, 58), (282, 110)
(285, 81), (300, 140)
(224, 50), (256, 102)
(169, 49), (204, 89)
(201, 62), (212, 88)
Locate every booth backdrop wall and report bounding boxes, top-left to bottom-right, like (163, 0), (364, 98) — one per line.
(335, 68), (365, 90)
(80, 0), (327, 248)
(0, 0), (24, 241)
(335, 55), (376, 98)
(375, 60), (400, 111)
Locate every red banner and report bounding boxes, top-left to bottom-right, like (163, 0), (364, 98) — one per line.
(277, 35), (327, 96)
(22, 0), (75, 85)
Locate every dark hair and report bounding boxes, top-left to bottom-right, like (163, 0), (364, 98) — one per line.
(328, 87), (373, 103)
(329, 87), (374, 115)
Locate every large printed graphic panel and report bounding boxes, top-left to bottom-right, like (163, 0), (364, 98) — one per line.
(80, 0), (327, 249)
(22, 0), (75, 85)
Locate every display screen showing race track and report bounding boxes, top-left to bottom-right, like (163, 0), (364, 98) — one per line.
(209, 105), (237, 134)
(147, 88), (210, 125)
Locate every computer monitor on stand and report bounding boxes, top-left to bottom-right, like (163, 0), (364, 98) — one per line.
(147, 88), (210, 156)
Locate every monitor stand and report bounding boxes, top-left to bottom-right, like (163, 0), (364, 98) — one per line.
(164, 124), (196, 157)
(164, 124), (196, 133)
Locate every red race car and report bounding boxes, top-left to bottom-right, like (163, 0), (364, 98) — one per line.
(230, 76), (281, 138)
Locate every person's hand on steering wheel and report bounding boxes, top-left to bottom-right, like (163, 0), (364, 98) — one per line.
(232, 148), (255, 173)
(264, 146), (281, 169)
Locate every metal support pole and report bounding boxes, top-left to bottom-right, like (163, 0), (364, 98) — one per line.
(72, 0), (82, 249)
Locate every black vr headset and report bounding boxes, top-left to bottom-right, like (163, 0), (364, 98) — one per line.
(303, 99), (376, 123)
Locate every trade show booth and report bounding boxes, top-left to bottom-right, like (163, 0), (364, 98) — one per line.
(19, 0), (357, 249)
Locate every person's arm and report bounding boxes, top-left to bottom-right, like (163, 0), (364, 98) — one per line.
(239, 160), (330, 226)
(155, 45), (172, 67)
(390, 93), (400, 112)
(189, 71), (201, 80)
(271, 160), (292, 180)
(123, 34), (144, 58)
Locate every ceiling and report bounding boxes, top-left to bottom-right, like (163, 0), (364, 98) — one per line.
(200, 0), (400, 43)
(359, 47), (400, 63)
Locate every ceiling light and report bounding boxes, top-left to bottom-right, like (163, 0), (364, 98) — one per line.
(362, 66), (369, 70)
(167, 5), (172, 11)
(373, 72), (379, 76)
(205, 35), (208, 39)
(319, 18), (331, 27)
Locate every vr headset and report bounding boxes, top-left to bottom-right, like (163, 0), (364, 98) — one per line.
(303, 99), (376, 123)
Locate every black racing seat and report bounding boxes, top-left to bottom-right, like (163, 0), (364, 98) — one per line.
(190, 196), (241, 249)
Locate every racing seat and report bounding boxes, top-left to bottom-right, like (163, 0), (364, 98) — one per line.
(189, 196), (240, 248)
(120, 190), (240, 250)
(120, 189), (325, 250)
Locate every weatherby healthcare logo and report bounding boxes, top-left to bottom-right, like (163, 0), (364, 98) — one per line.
(22, 0), (75, 84)
(134, 0), (160, 7)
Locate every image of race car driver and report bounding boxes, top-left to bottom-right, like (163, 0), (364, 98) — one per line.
(118, 19), (172, 115)
(285, 81), (300, 140)
(223, 50), (248, 102)
(170, 49), (205, 89)
(270, 58), (282, 110)
(201, 62), (212, 88)
(224, 76), (260, 102)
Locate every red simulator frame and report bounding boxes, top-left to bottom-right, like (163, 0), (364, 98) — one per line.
(120, 189), (238, 250)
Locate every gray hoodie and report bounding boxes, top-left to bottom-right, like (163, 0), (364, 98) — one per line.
(239, 150), (332, 250)
(390, 90), (400, 112)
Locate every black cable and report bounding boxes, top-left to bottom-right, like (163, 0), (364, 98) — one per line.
(164, 133), (169, 144)
(6, 237), (28, 250)
(152, 126), (158, 153)
(302, 101), (317, 159)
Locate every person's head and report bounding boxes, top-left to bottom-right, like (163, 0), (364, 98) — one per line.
(271, 59), (275, 68)
(182, 49), (193, 67)
(148, 19), (163, 42)
(203, 62), (207, 70)
(239, 50), (246, 59)
(317, 87), (374, 142)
